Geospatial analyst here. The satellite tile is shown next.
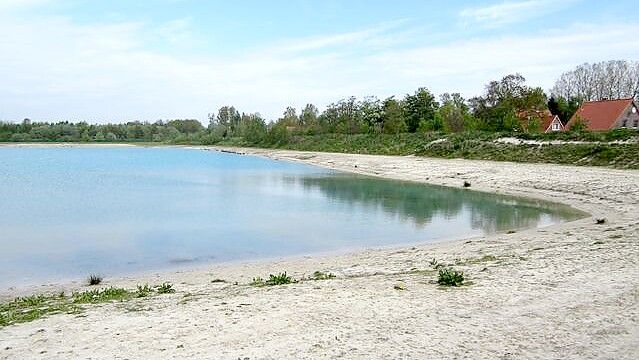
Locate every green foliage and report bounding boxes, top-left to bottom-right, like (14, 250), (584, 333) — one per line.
(0, 283), (177, 327)
(265, 272), (295, 285)
(156, 283), (175, 294)
(135, 284), (153, 297)
(437, 268), (465, 287)
(404, 88), (439, 132)
(251, 272), (296, 286)
(72, 287), (130, 303)
(310, 271), (336, 280)
(0, 293), (76, 327)
(381, 97), (407, 134)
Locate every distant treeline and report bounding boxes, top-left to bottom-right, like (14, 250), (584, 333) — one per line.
(1, 60), (638, 145)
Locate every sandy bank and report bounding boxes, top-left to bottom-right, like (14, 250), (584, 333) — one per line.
(1, 147), (638, 359)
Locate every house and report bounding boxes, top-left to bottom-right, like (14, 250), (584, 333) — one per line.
(517, 109), (564, 132)
(566, 98), (639, 131)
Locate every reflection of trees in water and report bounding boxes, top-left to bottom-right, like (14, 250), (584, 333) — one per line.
(299, 175), (581, 233)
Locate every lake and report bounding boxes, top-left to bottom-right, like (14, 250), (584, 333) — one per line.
(0, 146), (585, 288)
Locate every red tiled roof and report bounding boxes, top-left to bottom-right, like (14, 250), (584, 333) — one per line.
(567, 98), (634, 131)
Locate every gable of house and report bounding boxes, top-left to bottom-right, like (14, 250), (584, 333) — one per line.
(615, 101), (639, 129)
(567, 98), (635, 131)
(543, 115), (564, 132)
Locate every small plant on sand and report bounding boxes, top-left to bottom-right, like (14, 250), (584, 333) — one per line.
(265, 272), (295, 286)
(251, 272), (296, 286)
(311, 271), (336, 280)
(88, 274), (103, 286)
(429, 258), (444, 269)
(136, 284), (153, 297)
(437, 268), (465, 287)
(156, 283), (175, 294)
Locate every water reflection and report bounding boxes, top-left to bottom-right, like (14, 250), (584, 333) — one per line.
(298, 174), (584, 233)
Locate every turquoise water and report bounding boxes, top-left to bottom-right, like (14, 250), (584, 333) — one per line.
(0, 147), (584, 288)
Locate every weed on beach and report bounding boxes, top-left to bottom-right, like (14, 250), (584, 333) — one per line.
(251, 272), (296, 287)
(157, 283), (175, 294)
(310, 271), (336, 280)
(437, 268), (465, 287)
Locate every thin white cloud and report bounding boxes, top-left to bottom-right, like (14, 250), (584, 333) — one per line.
(460, 0), (577, 26)
(272, 19), (410, 53)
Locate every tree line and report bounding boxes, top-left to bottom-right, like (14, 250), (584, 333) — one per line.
(1, 60), (637, 144)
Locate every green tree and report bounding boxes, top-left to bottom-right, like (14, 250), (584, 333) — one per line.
(381, 97), (406, 134)
(404, 88), (439, 132)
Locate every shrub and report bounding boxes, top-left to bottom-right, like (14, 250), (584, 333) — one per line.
(437, 268), (465, 287)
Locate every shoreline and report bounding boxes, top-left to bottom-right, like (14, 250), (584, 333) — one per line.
(0, 143), (589, 297)
(1, 145), (638, 359)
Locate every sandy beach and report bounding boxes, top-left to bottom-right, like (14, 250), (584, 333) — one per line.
(1, 146), (638, 359)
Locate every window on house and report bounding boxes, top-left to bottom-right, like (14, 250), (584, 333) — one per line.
(552, 123), (560, 130)
(633, 107), (637, 114)
(621, 120), (628, 128)
(634, 119), (638, 128)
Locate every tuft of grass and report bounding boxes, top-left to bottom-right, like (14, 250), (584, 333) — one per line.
(156, 283), (175, 294)
(437, 268), (465, 287)
(310, 271), (336, 281)
(250, 277), (265, 287)
(88, 274), (103, 286)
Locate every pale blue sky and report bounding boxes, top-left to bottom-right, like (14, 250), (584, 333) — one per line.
(0, 0), (637, 122)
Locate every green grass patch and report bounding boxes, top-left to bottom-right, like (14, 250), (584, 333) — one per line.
(437, 268), (465, 287)
(0, 293), (78, 327)
(1, 283), (177, 328)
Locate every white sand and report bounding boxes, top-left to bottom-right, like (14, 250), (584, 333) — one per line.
(1, 147), (638, 359)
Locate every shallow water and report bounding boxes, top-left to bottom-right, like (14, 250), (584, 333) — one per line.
(0, 146), (584, 288)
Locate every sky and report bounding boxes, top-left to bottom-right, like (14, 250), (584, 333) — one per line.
(0, 0), (637, 123)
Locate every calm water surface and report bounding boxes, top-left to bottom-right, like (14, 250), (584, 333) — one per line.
(0, 147), (584, 288)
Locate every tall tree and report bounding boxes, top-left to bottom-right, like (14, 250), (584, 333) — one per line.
(381, 97), (406, 134)
(403, 88), (439, 132)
